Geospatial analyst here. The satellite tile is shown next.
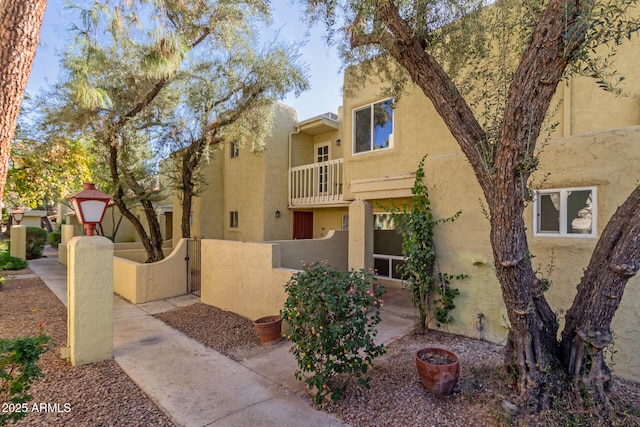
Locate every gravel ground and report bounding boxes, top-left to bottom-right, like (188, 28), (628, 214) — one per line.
(155, 303), (260, 359)
(0, 270), (175, 427)
(3, 267), (639, 426)
(159, 301), (640, 427)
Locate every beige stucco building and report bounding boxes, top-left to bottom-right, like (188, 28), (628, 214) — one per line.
(175, 30), (640, 380)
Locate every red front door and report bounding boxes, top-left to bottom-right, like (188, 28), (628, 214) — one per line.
(293, 211), (313, 239)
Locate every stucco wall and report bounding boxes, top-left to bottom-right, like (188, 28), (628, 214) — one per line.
(174, 103), (297, 243)
(526, 127), (640, 381)
(263, 103), (298, 241)
(66, 236), (113, 366)
(313, 207), (349, 239)
(113, 239), (188, 304)
(270, 230), (348, 271)
(200, 234), (350, 320)
(375, 128), (640, 381)
(340, 22), (640, 197)
(200, 239), (294, 321)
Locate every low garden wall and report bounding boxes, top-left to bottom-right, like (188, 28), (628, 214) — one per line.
(268, 230), (348, 270)
(201, 231), (348, 321)
(58, 229), (172, 265)
(113, 239), (187, 304)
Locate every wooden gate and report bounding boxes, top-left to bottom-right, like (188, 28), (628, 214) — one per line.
(186, 237), (201, 296)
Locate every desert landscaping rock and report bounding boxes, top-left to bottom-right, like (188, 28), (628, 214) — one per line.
(1, 271), (174, 427)
(161, 301), (640, 426)
(3, 268), (639, 426)
(154, 303), (260, 359)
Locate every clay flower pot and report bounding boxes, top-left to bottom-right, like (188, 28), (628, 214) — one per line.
(253, 315), (283, 346)
(415, 347), (459, 395)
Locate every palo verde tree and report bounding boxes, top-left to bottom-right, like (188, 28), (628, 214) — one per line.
(162, 39), (308, 239)
(48, 0), (281, 262)
(306, 0), (640, 418)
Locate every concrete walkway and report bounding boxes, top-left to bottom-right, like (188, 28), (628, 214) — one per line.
(28, 248), (415, 427)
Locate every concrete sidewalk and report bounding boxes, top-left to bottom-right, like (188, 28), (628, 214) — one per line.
(29, 249), (414, 427)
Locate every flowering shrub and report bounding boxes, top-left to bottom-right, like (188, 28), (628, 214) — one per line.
(281, 261), (386, 404)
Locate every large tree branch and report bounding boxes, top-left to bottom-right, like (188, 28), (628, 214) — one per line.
(496, 0), (587, 185)
(373, 1), (491, 194)
(561, 187), (640, 362)
(115, 27), (212, 132)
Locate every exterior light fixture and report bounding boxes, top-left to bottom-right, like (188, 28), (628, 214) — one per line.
(68, 183), (112, 236)
(11, 208), (24, 225)
(336, 139), (341, 146)
(275, 210), (281, 218)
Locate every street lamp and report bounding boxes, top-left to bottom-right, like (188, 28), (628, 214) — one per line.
(68, 183), (112, 236)
(11, 207), (24, 225)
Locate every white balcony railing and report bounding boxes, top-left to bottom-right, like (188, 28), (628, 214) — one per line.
(289, 159), (344, 206)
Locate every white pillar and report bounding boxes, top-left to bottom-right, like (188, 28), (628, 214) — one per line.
(64, 236), (114, 366)
(348, 200), (373, 271)
(10, 225), (26, 260)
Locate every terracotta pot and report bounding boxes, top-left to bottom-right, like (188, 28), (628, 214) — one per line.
(415, 347), (459, 395)
(253, 315), (283, 346)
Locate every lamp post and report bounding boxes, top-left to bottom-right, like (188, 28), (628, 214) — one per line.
(11, 207), (24, 225)
(63, 182), (114, 366)
(68, 183), (112, 236)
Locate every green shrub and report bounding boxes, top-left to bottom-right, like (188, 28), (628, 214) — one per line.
(47, 231), (61, 249)
(0, 248), (28, 271)
(0, 329), (51, 425)
(25, 227), (47, 260)
(282, 261), (386, 404)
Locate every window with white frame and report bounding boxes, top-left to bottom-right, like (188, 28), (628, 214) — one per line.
(353, 98), (394, 154)
(533, 187), (596, 237)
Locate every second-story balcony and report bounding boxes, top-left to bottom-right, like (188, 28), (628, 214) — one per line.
(289, 159), (346, 207)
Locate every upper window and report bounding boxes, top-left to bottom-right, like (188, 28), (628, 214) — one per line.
(230, 141), (239, 158)
(353, 98), (394, 154)
(533, 187), (597, 237)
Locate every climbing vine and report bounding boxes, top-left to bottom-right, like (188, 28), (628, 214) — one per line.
(390, 155), (467, 332)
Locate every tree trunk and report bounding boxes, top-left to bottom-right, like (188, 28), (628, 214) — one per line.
(0, 0), (47, 208)
(180, 148), (195, 238)
(362, 0), (640, 414)
(560, 187), (640, 414)
(488, 189), (562, 408)
(179, 137), (209, 239)
(108, 144), (164, 263)
(139, 197), (165, 262)
(341, 0), (640, 419)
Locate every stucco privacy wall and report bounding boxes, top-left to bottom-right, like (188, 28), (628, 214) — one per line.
(201, 239), (294, 321)
(409, 127), (640, 381)
(269, 230), (348, 271)
(58, 231), (172, 265)
(113, 239), (188, 304)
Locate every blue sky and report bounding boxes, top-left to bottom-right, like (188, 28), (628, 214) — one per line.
(25, 0), (344, 122)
